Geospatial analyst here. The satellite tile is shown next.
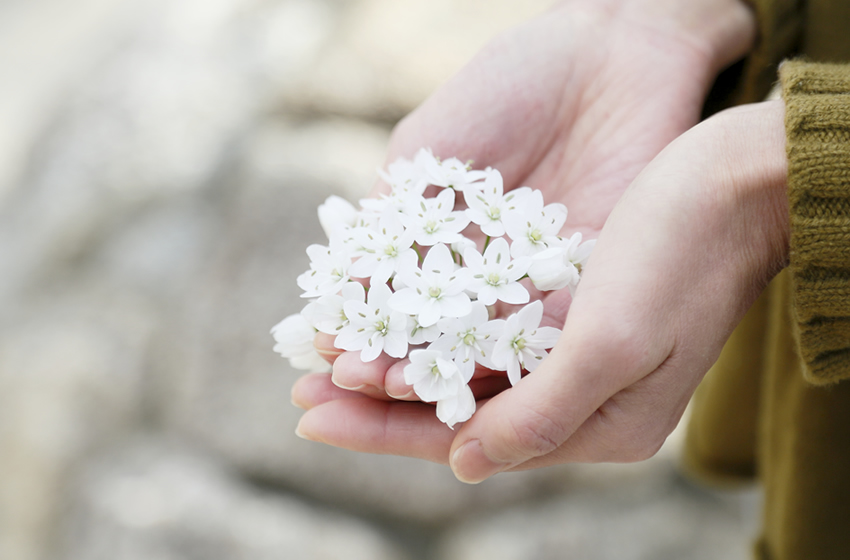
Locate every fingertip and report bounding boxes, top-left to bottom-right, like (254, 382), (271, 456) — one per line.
(384, 360), (416, 399)
(331, 350), (396, 392)
(450, 438), (516, 484)
(314, 333), (343, 365)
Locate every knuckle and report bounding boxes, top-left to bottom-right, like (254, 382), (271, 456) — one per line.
(507, 407), (567, 458)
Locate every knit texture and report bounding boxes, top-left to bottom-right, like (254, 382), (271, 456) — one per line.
(782, 61), (850, 385)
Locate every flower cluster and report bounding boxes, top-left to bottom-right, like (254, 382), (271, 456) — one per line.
(272, 149), (595, 428)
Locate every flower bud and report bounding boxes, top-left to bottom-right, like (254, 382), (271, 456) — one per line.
(527, 247), (578, 291)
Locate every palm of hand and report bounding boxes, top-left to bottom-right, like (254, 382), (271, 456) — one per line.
(292, 3), (718, 462)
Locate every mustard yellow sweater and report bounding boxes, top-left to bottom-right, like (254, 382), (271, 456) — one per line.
(682, 1), (850, 559)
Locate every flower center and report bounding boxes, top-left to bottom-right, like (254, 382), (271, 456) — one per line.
(487, 206), (501, 220)
(424, 220), (439, 234)
(463, 333), (477, 346)
(428, 286), (442, 298)
(374, 319), (388, 336)
(384, 245), (398, 257)
(486, 272), (502, 286)
(431, 364), (442, 377)
(512, 337), (526, 353)
(529, 230), (542, 243)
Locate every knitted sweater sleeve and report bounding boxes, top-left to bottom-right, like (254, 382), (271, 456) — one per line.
(781, 61), (850, 385)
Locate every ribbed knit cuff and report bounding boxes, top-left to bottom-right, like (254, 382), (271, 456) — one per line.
(781, 60), (850, 385)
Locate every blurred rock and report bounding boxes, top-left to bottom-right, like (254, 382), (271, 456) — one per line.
(0, 295), (153, 560)
(273, 0), (555, 120)
(437, 462), (759, 560)
(55, 440), (410, 560)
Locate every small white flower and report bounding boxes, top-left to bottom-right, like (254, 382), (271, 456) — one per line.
(490, 301), (561, 386)
(406, 315), (442, 345)
(335, 284), (408, 362)
(563, 232), (595, 269)
(527, 247), (577, 292)
(430, 302), (505, 379)
(348, 209), (418, 286)
(451, 235), (477, 260)
(403, 349), (465, 402)
(377, 150), (430, 195)
(271, 314), (329, 372)
(464, 170), (532, 237)
(503, 190), (568, 257)
(437, 381), (476, 429)
(296, 242), (352, 298)
(318, 195), (359, 241)
(307, 282), (366, 335)
(527, 232), (596, 293)
(388, 243), (472, 327)
(422, 153), (486, 192)
(464, 237), (531, 306)
(399, 189), (470, 246)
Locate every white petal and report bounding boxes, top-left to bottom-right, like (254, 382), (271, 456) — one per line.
(388, 288), (427, 315)
(495, 282), (530, 305)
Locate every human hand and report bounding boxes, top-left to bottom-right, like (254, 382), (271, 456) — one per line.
(295, 98), (788, 481)
(291, 0), (761, 468)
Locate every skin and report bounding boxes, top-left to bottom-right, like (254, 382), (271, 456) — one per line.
(290, 0), (786, 483)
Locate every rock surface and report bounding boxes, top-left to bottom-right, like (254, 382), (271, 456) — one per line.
(55, 441), (409, 560)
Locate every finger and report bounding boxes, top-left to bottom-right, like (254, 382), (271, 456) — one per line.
(291, 373), (369, 410)
(296, 398), (456, 464)
(384, 360), (417, 400)
(314, 333), (344, 365)
(502, 349), (697, 471)
(330, 350), (399, 399)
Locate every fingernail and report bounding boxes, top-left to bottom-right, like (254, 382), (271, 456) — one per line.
(295, 420), (317, 442)
(386, 387), (415, 399)
(291, 394), (306, 410)
(450, 439), (510, 484)
(330, 377), (367, 392)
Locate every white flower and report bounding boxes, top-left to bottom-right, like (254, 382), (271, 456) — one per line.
(271, 314), (329, 372)
(464, 237), (531, 306)
(503, 190), (568, 257)
(399, 189), (470, 246)
(527, 232), (595, 293)
(406, 315), (442, 345)
(318, 195), (359, 241)
(377, 151), (430, 195)
(348, 209), (418, 286)
(296, 242), (352, 298)
(430, 302), (505, 379)
(306, 282), (366, 335)
(451, 235), (477, 261)
(563, 232), (595, 269)
(490, 301), (561, 386)
(388, 243), (472, 327)
(421, 153), (486, 192)
(403, 349), (465, 402)
(464, 170), (532, 237)
(527, 247), (576, 292)
(437, 382), (476, 429)
(335, 284), (408, 362)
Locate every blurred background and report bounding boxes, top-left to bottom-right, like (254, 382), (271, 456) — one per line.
(0, 0), (761, 558)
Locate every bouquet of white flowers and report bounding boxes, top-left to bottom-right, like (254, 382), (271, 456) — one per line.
(272, 148), (594, 428)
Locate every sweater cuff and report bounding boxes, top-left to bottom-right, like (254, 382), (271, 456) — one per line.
(781, 60), (850, 385)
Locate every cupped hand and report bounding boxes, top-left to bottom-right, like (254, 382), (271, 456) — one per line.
(291, 0), (761, 471)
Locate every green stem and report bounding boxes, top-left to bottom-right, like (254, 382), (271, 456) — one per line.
(413, 244), (423, 265)
(483, 235), (492, 252)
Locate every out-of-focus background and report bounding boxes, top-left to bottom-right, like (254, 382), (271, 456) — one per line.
(0, 0), (761, 558)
